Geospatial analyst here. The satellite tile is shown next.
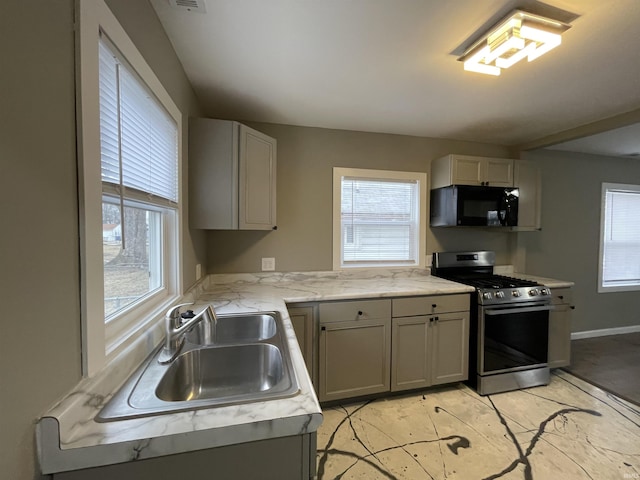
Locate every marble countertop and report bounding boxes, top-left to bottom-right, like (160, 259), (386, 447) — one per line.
(510, 273), (575, 289)
(36, 268), (474, 474)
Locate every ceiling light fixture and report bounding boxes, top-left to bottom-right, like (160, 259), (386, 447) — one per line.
(458, 10), (571, 76)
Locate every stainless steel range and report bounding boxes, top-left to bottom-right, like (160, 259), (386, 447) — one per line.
(432, 251), (553, 395)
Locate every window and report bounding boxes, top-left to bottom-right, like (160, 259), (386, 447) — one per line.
(99, 36), (178, 326)
(598, 183), (640, 292)
(333, 168), (427, 269)
(78, 0), (182, 375)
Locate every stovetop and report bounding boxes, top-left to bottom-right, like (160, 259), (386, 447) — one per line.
(442, 273), (539, 290)
(436, 273), (550, 305)
(431, 251), (551, 306)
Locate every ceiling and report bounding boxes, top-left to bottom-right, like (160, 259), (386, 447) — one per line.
(544, 122), (640, 157)
(150, 0), (640, 156)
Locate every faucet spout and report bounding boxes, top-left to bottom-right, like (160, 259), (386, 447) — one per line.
(158, 303), (216, 364)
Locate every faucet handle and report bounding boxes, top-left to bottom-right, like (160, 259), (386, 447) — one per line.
(165, 302), (195, 321)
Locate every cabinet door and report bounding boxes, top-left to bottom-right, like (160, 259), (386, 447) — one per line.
(238, 124), (277, 230)
(548, 303), (572, 368)
(189, 118), (239, 229)
(513, 160), (541, 230)
(451, 156), (484, 185)
(483, 158), (513, 187)
(431, 312), (469, 385)
(549, 287), (572, 368)
(287, 306), (314, 377)
(432, 154), (514, 188)
(391, 316), (430, 392)
(319, 318), (391, 402)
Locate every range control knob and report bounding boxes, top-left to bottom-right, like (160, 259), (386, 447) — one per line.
(540, 288), (550, 296)
(529, 288), (540, 296)
(483, 292), (492, 300)
(495, 291), (505, 299)
(512, 290), (521, 297)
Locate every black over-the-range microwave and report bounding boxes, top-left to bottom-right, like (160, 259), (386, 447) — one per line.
(430, 185), (519, 227)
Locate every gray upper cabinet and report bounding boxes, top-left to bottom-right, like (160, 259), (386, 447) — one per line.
(189, 118), (277, 230)
(431, 154), (513, 188)
(513, 160), (541, 231)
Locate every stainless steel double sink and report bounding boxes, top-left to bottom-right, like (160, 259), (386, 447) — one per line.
(97, 312), (299, 422)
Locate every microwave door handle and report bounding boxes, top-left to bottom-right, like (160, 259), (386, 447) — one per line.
(484, 305), (556, 315)
(497, 194), (507, 226)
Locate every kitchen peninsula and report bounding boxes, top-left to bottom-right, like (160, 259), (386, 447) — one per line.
(37, 268), (474, 478)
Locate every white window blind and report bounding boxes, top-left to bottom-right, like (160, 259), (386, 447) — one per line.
(78, 0), (183, 376)
(99, 36), (178, 205)
(98, 32), (180, 349)
(600, 184), (640, 290)
(338, 172), (421, 266)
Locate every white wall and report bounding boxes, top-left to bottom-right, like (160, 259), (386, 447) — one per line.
(519, 148), (640, 332)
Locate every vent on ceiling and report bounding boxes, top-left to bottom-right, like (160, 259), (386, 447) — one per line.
(169, 0), (206, 13)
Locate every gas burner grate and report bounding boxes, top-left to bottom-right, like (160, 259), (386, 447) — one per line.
(445, 274), (540, 290)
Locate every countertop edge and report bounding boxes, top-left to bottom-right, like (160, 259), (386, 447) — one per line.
(510, 273), (575, 289)
(37, 411), (323, 475)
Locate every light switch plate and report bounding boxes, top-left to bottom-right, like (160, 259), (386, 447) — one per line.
(261, 257), (276, 271)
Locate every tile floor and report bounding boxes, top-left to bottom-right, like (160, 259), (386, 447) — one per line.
(316, 371), (640, 480)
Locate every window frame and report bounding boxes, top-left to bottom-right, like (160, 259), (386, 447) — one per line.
(598, 182), (640, 293)
(332, 167), (427, 270)
(77, 0), (183, 376)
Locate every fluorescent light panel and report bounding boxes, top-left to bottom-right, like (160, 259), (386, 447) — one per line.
(459, 10), (570, 76)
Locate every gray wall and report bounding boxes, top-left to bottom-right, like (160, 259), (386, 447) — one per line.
(519, 149), (640, 332)
(0, 2), (204, 479)
(1, 3), (79, 480)
(206, 122), (514, 273)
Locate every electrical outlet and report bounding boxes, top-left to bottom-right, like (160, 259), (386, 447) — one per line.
(261, 257), (276, 271)
(195, 263), (202, 280)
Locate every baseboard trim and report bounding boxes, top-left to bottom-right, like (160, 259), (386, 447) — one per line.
(572, 325), (640, 340)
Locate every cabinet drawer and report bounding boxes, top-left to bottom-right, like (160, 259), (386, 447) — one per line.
(392, 294), (469, 317)
(551, 288), (572, 305)
(319, 299), (391, 323)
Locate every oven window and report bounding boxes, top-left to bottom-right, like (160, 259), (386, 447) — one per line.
(483, 310), (548, 373)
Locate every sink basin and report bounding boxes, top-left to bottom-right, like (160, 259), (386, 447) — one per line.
(96, 311), (299, 422)
(186, 313), (277, 345)
(154, 344), (285, 402)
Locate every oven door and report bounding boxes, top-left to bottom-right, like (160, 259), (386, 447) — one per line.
(479, 303), (553, 376)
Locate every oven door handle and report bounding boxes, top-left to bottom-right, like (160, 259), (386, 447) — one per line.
(484, 304), (555, 315)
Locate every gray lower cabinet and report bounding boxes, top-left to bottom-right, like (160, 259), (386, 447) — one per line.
(318, 299), (391, 402)
(391, 295), (469, 392)
(548, 288), (573, 368)
(287, 305), (316, 381)
(53, 433), (316, 480)
(391, 315), (430, 391)
(318, 295), (469, 402)
(430, 311), (470, 385)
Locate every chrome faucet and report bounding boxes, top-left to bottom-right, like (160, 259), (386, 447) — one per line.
(158, 302), (217, 364)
